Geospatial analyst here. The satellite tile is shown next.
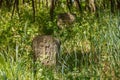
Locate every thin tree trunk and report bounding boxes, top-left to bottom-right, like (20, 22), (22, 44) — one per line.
(32, 0), (35, 22)
(50, 0), (55, 20)
(74, 0), (82, 12)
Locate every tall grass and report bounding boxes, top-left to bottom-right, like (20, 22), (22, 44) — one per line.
(0, 5), (120, 79)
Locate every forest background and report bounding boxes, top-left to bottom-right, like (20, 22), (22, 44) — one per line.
(0, 0), (120, 79)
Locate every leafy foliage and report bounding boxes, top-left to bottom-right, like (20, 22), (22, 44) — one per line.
(0, 0), (120, 79)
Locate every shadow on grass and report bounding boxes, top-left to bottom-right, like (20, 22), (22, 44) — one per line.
(57, 50), (100, 74)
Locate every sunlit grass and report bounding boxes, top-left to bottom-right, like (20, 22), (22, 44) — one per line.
(0, 6), (120, 79)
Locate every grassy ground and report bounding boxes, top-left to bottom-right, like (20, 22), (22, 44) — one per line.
(0, 4), (120, 80)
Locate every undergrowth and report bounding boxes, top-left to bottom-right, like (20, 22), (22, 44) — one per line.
(0, 4), (120, 80)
